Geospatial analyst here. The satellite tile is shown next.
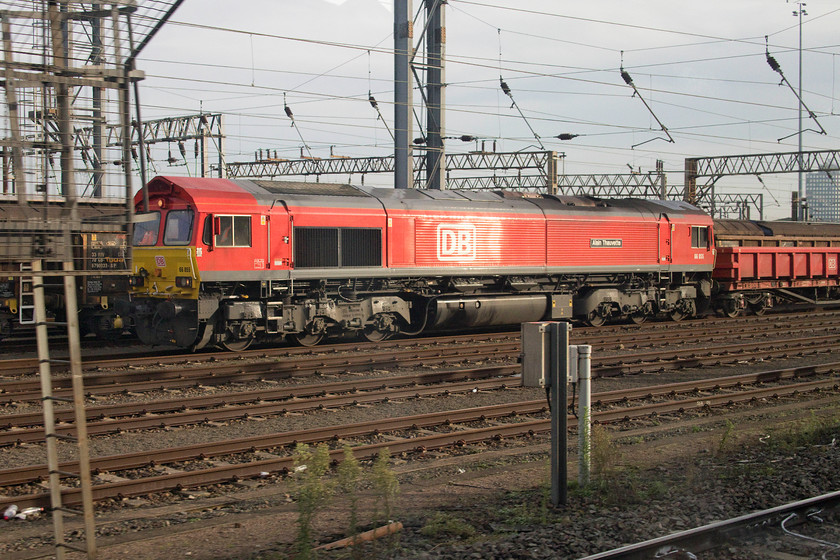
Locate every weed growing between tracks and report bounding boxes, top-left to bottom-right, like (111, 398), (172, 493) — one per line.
(336, 445), (362, 559)
(284, 445), (401, 560)
(292, 443), (333, 560)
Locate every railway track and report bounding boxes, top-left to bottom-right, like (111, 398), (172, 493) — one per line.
(2, 345), (840, 445)
(580, 491), (840, 560)
(1, 320), (838, 404)
(0, 368), (837, 510)
(2, 309), (839, 375)
(0, 308), (837, 541)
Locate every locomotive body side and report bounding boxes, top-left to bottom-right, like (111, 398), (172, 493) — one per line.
(128, 176), (715, 350)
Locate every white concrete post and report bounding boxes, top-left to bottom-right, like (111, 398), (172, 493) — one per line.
(577, 344), (592, 486)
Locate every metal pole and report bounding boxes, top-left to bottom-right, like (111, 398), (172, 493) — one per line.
(394, 0), (414, 189)
(797, 7), (804, 221)
(577, 345), (592, 486)
(425, 0), (445, 190)
(92, 4), (104, 198)
(550, 322), (569, 506)
(218, 117), (226, 178)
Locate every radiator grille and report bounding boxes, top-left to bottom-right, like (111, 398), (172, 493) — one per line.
(295, 227), (381, 268)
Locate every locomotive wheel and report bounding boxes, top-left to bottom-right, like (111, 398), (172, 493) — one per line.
(670, 310), (686, 322)
(362, 313), (397, 342)
(290, 332), (324, 347)
(362, 326), (393, 342)
(629, 313), (647, 325)
(586, 311), (606, 327)
(220, 337), (254, 352)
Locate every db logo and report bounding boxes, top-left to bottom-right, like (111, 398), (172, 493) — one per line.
(437, 223), (476, 261)
(154, 256), (166, 267)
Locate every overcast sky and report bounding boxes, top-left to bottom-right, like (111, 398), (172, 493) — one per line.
(136, 0), (840, 219)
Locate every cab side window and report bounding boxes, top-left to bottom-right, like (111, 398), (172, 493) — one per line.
(215, 215), (251, 247)
(691, 226), (709, 249)
(202, 216), (212, 246)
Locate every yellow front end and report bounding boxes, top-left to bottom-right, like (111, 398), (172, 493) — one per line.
(130, 247), (201, 300)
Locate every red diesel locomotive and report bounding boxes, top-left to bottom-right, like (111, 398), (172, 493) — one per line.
(127, 176), (715, 350)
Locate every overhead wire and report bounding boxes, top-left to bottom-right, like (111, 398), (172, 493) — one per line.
(135, 3), (840, 175)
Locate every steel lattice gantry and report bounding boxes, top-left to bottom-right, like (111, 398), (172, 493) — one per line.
(555, 172), (764, 220)
(684, 149), (840, 206)
(226, 150), (560, 192)
(556, 173), (666, 199)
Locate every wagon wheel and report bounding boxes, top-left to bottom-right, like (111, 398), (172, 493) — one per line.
(748, 295), (769, 316)
(220, 337), (254, 352)
(670, 310), (686, 322)
(721, 300), (741, 318)
(586, 310), (606, 327)
(629, 312), (647, 325)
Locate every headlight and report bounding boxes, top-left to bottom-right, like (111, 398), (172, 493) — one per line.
(129, 276), (144, 287)
(175, 276), (193, 288)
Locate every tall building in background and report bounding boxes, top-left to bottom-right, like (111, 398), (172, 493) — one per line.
(805, 172), (840, 222)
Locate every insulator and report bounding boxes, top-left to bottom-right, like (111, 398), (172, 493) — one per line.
(369, 94), (378, 109)
(194, 141), (199, 158)
(766, 53), (781, 73)
(131, 146), (138, 160)
(413, 137), (427, 145)
(284, 105), (294, 120)
(556, 133), (579, 141)
(621, 69), (633, 85)
(459, 135), (475, 142)
(178, 142), (186, 158)
(500, 79), (512, 97)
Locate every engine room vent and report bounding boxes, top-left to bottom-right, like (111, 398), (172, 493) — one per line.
(341, 228), (382, 267)
(295, 227), (382, 268)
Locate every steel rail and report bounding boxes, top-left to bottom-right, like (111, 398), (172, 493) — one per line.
(2, 358), (839, 443)
(577, 490), (840, 560)
(0, 375), (836, 508)
(0, 367), (521, 428)
(2, 323), (839, 403)
(0, 377), (519, 445)
(1, 309), (838, 375)
(0, 343), (521, 398)
(0, 330), (521, 374)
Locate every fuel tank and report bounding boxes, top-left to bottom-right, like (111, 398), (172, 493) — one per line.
(428, 294), (549, 330)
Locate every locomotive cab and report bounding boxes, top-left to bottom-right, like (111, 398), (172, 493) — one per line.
(130, 203), (203, 348)
(129, 176), (292, 350)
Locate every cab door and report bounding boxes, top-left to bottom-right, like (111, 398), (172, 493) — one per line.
(659, 214), (673, 268)
(268, 201), (292, 270)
